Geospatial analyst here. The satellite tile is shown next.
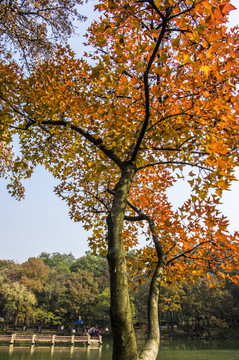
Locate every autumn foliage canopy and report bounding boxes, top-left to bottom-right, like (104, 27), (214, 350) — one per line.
(1, 1), (239, 357)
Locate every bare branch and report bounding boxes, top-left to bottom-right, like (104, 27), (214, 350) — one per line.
(136, 161), (212, 172)
(167, 240), (214, 265)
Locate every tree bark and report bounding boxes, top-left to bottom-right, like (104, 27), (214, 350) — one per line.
(107, 164), (167, 360)
(139, 256), (166, 360)
(140, 219), (166, 360)
(107, 163), (138, 360)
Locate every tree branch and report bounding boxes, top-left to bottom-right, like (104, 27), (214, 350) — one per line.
(147, 0), (165, 20)
(168, 2), (197, 21)
(42, 119), (124, 168)
(124, 215), (146, 221)
(147, 107), (194, 132)
(0, 93), (124, 169)
(130, 12), (170, 163)
(166, 240), (214, 265)
(136, 161), (212, 172)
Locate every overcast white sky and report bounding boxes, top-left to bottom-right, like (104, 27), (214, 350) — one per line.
(1, 1), (238, 263)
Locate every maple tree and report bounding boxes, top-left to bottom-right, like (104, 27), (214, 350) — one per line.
(1, 0), (239, 359)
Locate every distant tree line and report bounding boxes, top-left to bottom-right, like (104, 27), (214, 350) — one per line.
(0, 252), (110, 331)
(0, 252), (238, 336)
(134, 276), (239, 336)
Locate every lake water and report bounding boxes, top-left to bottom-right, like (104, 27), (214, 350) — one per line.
(0, 339), (238, 360)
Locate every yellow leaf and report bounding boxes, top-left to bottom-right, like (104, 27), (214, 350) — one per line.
(217, 180), (228, 190)
(200, 65), (211, 76)
(183, 54), (191, 65)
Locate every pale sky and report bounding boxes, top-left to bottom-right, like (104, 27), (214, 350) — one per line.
(1, 1), (238, 263)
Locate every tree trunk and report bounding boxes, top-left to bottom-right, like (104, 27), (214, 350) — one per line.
(140, 218), (166, 360)
(14, 311), (19, 327)
(139, 253), (166, 360)
(106, 164), (167, 360)
(107, 163), (138, 360)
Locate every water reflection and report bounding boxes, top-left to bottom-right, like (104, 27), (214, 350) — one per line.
(8, 345), (13, 355)
(4, 345), (104, 360)
(1, 339), (239, 360)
